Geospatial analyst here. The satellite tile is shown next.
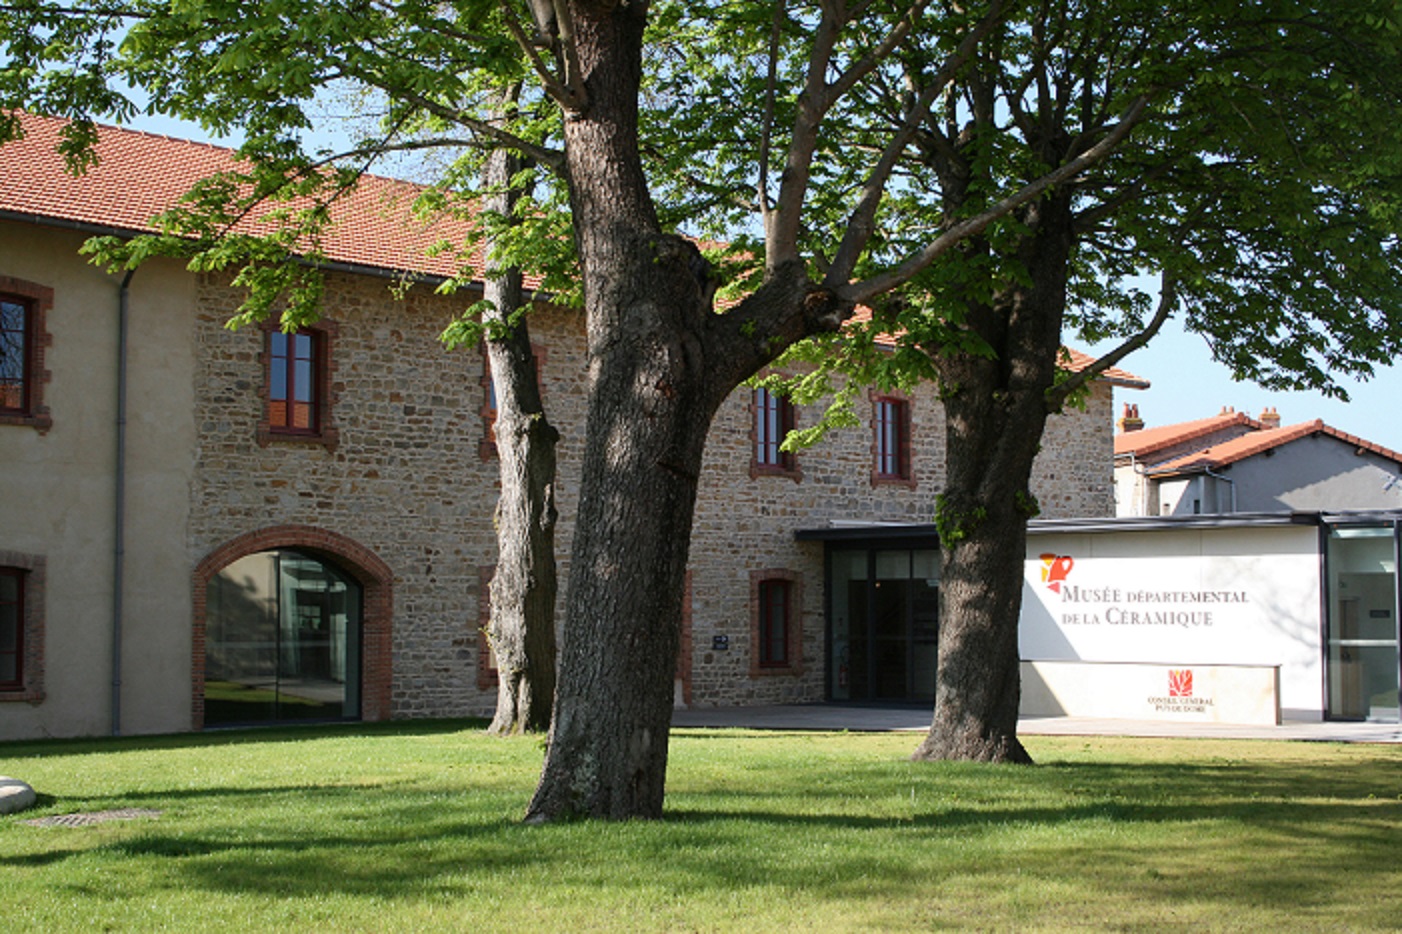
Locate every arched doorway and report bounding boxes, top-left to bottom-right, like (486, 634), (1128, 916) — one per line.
(204, 550), (361, 725)
(193, 526), (393, 728)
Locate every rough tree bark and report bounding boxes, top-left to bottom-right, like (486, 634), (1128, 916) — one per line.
(911, 192), (1075, 764)
(524, 4), (847, 820)
(481, 142), (560, 737)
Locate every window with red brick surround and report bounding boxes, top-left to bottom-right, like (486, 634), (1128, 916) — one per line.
(0, 551), (46, 703)
(749, 569), (803, 677)
(0, 277), (54, 432)
(257, 320), (338, 449)
(871, 391), (915, 488)
(751, 387), (802, 481)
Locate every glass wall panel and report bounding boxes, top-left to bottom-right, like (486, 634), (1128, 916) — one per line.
(828, 547), (939, 703)
(1326, 526), (1400, 722)
(829, 550), (867, 701)
(205, 550), (362, 726)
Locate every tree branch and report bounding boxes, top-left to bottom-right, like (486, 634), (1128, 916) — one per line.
(337, 67), (566, 173)
(825, 3), (1005, 285)
(498, 0), (586, 112)
(1047, 268), (1176, 409)
(550, 0), (587, 109)
(765, 2), (843, 272)
(842, 93), (1151, 303)
(757, 0), (788, 225)
(827, 1), (932, 102)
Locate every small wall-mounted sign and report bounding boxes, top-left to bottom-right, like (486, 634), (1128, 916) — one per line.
(712, 635), (730, 651)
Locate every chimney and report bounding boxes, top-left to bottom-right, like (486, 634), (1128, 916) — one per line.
(1219, 405), (1236, 416)
(1118, 403), (1144, 433)
(1259, 406), (1281, 429)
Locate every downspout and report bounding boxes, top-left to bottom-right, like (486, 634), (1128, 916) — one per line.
(112, 268), (134, 736)
(1203, 466), (1236, 513)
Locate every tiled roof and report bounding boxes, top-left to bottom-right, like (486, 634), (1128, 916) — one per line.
(1, 112), (486, 281)
(1113, 411), (1260, 457)
(846, 307), (1148, 387)
(1148, 419), (1402, 473)
(1058, 347), (1150, 389)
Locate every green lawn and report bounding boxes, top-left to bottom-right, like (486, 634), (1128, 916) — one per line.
(3, 723), (1400, 931)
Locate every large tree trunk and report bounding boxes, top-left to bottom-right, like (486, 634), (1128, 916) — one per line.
(482, 144), (560, 737)
(912, 194), (1075, 764)
(524, 5), (706, 822)
(524, 4), (848, 821)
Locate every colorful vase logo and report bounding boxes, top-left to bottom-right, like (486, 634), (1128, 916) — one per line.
(1168, 669), (1194, 697)
(1039, 554), (1074, 593)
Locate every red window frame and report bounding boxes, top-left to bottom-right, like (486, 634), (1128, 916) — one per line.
(0, 294), (31, 415)
(753, 387), (798, 475)
(268, 328), (320, 434)
(0, 278), (53, 432)
(0, 567), (24, 692)
(872, 395), (913, 484)
(758, 578), (791, 668)
(258, 320), (338, 449)
(750, 569), (803, 677)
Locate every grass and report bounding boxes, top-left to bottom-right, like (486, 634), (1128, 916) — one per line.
(3, 723), (1401, 932)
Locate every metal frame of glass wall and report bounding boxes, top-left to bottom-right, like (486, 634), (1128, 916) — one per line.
(1322, 518), (1401, 723)
(825, 541), (941, 703)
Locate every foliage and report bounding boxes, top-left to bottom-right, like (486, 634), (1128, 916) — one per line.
(4, 1), (1401, 391)
(3, 723), (1402, 931)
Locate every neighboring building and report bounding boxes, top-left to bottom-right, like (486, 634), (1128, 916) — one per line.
(1114, 405), (1402, 516)
(0, 114), (1135, 740)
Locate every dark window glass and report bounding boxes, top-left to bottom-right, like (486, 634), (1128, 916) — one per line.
(875, 398), (909, 479)
(205, 550), (362, 725)
(755, 388), (796, 471)
(268, 329), (318, 432)
(0, 568), (22, 689)
(0, 296), (29, 413)
(759, 579), (790, 667)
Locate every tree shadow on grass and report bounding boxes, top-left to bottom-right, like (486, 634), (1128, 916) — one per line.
(6, 746), (1400, 926)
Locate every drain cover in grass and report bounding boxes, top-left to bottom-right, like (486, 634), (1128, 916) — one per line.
(0, 776), (37, 815)
(24, 808), (162, 827)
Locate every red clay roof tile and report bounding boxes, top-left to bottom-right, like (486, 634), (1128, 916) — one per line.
(2, 112), (487, 282)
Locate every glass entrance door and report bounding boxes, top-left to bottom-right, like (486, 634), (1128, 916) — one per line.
(829, 548), (939, 702)
(205, 549), (363, 725)
(1326, 526), (1400, 722)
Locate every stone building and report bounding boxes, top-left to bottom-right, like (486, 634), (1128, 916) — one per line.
(0, 114), (1139, 740)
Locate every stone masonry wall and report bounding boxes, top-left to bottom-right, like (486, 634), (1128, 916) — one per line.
(190, 269), (1117, 718)
(189, 271), (584, 720)
(689, 375), (1115, 707)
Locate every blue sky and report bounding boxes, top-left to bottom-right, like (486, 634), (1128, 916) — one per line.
(1088, 320), (1402, 453)
(118, 111), (1402, 454)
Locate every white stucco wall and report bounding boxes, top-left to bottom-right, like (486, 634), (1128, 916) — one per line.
(1021, 524), (1325, 720)
(0, 221), (197, 740)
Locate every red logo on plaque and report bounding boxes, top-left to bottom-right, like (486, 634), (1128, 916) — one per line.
(1168, 669), (1193, 697)
(1039, 554), (1074, 593)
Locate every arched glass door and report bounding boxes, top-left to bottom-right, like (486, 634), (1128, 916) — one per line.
(204, 550), (363, 725)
